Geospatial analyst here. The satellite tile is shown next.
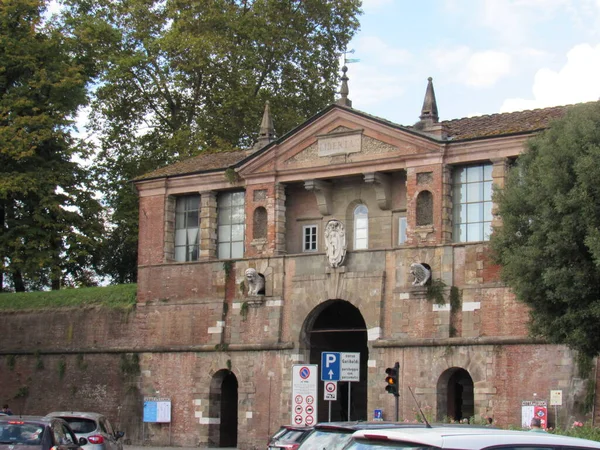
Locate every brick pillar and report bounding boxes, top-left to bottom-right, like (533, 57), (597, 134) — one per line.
(491, 158), (510, 230)
(441, 165), (453, 243)
(273, 183), (287, 255)
(200, 191), (217, 259)
(163, 195), (176, 262)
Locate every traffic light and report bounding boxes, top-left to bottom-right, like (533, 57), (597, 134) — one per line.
(385, 362), (400, 396)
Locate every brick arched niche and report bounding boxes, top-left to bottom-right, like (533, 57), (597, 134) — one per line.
(252, 206), (268, 240)
(436, 367), (474, 422)
(416, 190), (433, 226)
(208, 369), (238, 448)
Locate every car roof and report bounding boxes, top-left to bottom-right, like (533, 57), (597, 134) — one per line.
(351, 427), (600, 448)
(0, 416), (57, 425)
(46, 412), (104, 420)
(312, 421), (427, 432)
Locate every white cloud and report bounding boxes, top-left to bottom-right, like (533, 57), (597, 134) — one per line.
(360, 0), (394, 13)
(465, 51), (512, 87)
(343, 64), (405, 109)
(430, 47), (511, 87)
(500, 43), (600, 112)
(355, 36), (412, 66)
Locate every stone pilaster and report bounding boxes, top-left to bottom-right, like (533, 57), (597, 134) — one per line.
(163, 195), (176, 262)
(491, 158), (510, 230)
(441, 165), (453, 243)
(273, 183), (287, 255)
(200, 191), (217, 259)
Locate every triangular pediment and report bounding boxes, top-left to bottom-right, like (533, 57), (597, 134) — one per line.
(238, 105), (441, 180)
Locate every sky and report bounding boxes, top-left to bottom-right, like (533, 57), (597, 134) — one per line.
(345, 0), (600, 126)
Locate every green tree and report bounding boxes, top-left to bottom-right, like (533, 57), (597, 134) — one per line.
(61, 0), (362, 283)
(491, 102), (600, 357)
(0, 0), (104, 291)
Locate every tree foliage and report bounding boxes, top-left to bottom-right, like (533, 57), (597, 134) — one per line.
(491, 102), (600, 357)
(60, 0), (362, 283)
(0, 0), (104, 291)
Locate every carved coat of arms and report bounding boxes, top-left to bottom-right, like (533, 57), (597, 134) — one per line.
(324, 219), (347, 268)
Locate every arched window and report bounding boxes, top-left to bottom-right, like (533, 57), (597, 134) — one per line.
(354, 204), (368, 249)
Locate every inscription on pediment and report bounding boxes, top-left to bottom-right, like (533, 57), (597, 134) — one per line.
(317, 130), (362, 157)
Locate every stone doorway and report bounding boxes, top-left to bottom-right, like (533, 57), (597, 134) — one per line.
(303, 300), (368, 422)
(436, 367), (474, 422)
(208, 369), (238, 447)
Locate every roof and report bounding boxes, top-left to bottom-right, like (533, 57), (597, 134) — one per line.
(134, 149), (247, 182)
(134, 102), (591, 183)
(440, 104), (571, 140)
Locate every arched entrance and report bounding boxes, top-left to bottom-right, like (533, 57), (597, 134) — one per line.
(303, 300), (368, 422)
(436, 368), (474, 422)
(208, 369), (238, 447)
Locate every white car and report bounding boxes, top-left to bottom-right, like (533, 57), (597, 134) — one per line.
(346, 426), (600, 449)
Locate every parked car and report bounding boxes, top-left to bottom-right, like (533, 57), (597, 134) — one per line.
(0, 415), (87, 450)
(268, 425), (313, 450)
(346, 426), (600, 449)
(45, 412), (123, 450)
(296, 421), (427, 450)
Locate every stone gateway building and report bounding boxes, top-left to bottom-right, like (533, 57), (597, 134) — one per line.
(131, 74), (598, 448)
(3, 74), (595, 450)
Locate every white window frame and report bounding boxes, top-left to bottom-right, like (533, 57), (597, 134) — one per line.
(354, 204), (368, 250)
(217, 191), (245, 259)
(174, 194), (200, 262)
(452, 164), (493, 243)
(302, 224), (318, 252)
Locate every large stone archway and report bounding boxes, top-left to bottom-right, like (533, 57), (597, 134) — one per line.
(436, 367), (474, 422)
(302, 299), (368, 422)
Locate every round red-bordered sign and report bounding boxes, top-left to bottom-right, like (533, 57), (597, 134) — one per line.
(295, 395), (303, 404)
(299, 366), (311, 379)
(306, 415), (314, 425)
(306, 395), (314, 404)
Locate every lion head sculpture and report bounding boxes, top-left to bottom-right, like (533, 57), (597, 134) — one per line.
(245, 268), (265, 296)
(410, 263), (431, 287)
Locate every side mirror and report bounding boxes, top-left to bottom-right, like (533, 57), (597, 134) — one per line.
(115, 432), (125, 440)
(78, 437), (88, 446)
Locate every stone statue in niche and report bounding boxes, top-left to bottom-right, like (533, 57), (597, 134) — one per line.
(324, 219), (347, 268)
(410, 263), (431, 286)
(245, 268), (265, 296)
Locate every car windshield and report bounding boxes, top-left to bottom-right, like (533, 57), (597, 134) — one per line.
(298, 429), (353, 450)
(59, 418), (96, 434)
(0, 422), (45, 445)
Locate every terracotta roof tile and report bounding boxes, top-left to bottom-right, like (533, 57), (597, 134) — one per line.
(440, 104), (573, 140)
(135, 149), (247, 181)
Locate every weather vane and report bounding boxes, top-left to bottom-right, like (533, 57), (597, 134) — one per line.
(343, 48), (360, 65)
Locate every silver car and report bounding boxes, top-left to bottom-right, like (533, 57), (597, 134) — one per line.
(45, 412), (123, 450)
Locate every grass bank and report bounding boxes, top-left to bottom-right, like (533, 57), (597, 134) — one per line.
(0, 284), (137, 311)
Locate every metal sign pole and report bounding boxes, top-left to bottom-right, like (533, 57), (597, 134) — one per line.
(328, 401), (332, 422)
(348, 382), (352, 421)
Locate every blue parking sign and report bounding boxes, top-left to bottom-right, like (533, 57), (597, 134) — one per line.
(321, 352), (340, 381)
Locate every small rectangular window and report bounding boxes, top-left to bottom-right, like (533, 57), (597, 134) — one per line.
(398, 216), (407, 244)
(303, 225), (318, 252)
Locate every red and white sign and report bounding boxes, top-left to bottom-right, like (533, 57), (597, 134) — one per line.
(324, 381), (337, 401)
(292, 364), (318, 426)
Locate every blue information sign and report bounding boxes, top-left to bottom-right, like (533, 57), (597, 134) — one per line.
(321, 352), (340, 381)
